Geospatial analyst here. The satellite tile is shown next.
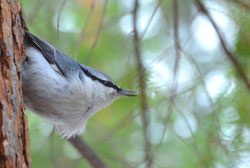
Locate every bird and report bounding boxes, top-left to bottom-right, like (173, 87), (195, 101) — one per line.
(22, 30), (137, 138)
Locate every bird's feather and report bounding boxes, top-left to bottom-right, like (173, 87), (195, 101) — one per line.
(24, 31), (82, 78)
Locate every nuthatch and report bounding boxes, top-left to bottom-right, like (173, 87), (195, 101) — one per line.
(22, 31), (137, 138)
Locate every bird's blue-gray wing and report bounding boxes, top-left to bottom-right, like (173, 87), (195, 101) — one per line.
(24, 30), (80, 77)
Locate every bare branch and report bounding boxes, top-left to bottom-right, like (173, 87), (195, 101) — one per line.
(172, 0), (181, 96)
(169, 126), (204, 165)
(158, 0), (182, 154)
(57, 0), (67, 38)
(68, 136), (107, 168)
(194, 0), (250, 92)
(132, 0), (153, 167)
(180, 49), (217, 112)
(75, 0), (96, 60)
(140, 0), (162, 39)
(85, 0), (108, 63)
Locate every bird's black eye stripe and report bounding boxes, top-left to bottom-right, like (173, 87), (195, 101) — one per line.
(79, 65), (121, 91)
(102, 80), (121, 91)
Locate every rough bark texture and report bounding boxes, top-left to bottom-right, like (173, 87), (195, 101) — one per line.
(0, 0), (31, 168)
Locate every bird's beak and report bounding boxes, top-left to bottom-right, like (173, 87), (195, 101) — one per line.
(118, 89), (137, 97)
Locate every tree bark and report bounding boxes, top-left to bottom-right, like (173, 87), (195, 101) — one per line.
(0, 0), (31, 168)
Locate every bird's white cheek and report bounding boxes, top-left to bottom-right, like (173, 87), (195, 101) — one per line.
(110, 91), (119, 98)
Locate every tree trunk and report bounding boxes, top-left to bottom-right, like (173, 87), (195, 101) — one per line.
(0, 0), (31, 168)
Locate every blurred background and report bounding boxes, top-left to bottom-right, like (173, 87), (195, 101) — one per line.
(19, 0), (250, 167)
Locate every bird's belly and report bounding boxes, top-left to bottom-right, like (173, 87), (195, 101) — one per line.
(23, 81), (94, 124)
(23, 81), (96, 138)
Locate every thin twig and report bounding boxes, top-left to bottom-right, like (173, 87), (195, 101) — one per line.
(68, 136), (107, 168)
(169, 125), (204, 164)
(160, 0), (182, 154)
(155, 102), (173, 148)
(57, 0), (67, 38)
(85, 0), (108, 63)
(132, 0), (153, 167)
(74, 0), (96, 60)
(172, 102), (204, 163)
(172, 0), (181, 96)
(140, 0), (162, 39)
(180, 49), (216, 112)
(194, 0), (250, 92)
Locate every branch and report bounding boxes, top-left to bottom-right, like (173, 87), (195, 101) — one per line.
(132, 0), (153, 167)
(57, 0), (67, 38)
(194, 0), (250, 92)
(74, 0), (96, 60)
(85, 0), (108, 63)
(153, 1), (182, 162)
(68, 136), (107, 168)
(140, 0), (162, 39)
(172, 0), (181, 96)
(181, 49), (216, 112)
